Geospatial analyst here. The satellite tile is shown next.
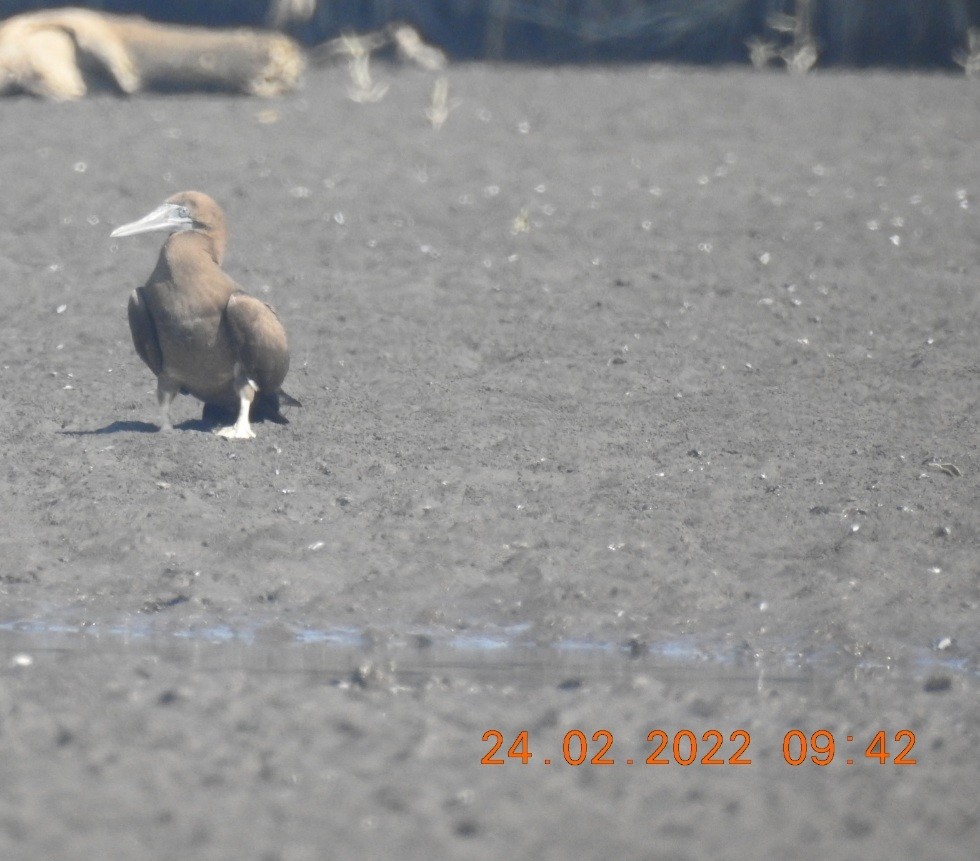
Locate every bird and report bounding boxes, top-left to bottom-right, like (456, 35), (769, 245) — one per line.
(110, 190), (299, 439)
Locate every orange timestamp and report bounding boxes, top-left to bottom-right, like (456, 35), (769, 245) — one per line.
(481, 729), (917, 767)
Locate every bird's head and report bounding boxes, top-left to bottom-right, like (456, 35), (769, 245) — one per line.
(110, 191), (228, 263)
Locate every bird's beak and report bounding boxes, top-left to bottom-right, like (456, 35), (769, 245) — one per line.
(110, 203), (193, 238)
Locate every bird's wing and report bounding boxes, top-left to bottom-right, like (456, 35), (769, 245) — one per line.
(224, 291), (289, 392)
(128, 288), (163, 376)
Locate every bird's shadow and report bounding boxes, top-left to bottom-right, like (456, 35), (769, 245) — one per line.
(60, 419), (215, 436)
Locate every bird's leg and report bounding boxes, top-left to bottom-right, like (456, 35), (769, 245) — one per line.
(214, 367), (256, 440)
(156, 377), (178, 431)
(214, 388), (256, 439)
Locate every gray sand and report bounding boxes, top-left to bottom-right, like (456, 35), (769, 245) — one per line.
(0, 64), (977, 859)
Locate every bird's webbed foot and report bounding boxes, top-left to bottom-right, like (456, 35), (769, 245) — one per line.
(212, 377), (256, 440)
(213, 423), (256, 440)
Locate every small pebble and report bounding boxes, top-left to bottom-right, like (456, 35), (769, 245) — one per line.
(923, 675), (952, 693)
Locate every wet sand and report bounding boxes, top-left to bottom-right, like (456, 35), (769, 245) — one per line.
(0, 64), (977, 858)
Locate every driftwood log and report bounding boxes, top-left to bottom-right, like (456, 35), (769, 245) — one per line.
(0, 8), (304, 99)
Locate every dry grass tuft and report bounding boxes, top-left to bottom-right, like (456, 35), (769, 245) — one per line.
(749, 0), (819, 74)
(425, 76), (460, 130)
(953, 27), (980, 77)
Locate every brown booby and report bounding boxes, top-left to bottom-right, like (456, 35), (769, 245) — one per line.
(110, 191), (297, 439)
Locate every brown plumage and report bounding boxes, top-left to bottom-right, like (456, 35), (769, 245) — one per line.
(111, 191), (298, 439)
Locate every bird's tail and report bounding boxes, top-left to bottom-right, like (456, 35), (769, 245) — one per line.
(251, 389), (301, 425)
(278, 390), (302, 409)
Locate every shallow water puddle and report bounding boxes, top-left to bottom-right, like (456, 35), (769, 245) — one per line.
(0, 615), (974, 688)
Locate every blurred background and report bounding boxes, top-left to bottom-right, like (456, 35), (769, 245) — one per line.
(1, 0), (979, 67)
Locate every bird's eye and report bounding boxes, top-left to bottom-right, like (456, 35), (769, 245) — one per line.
(176, 206), (190, 219)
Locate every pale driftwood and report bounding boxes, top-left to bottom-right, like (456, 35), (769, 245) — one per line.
(0, 8), (304, 100)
